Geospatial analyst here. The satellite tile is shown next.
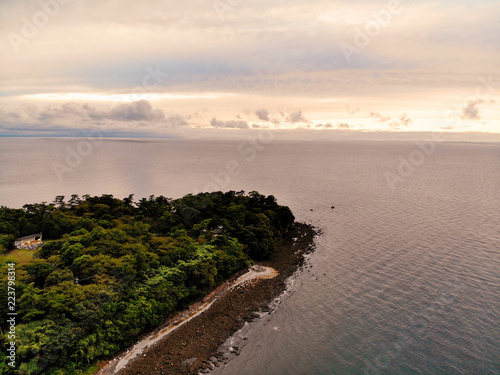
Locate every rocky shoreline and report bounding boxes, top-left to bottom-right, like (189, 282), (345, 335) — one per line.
(97, 222), (317, 375)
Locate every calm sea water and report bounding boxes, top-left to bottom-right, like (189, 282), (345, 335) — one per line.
(1, 138), (499, 374)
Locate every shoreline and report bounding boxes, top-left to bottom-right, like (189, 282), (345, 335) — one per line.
(96, 222), (317, 375)
(99, 267), (280, 374)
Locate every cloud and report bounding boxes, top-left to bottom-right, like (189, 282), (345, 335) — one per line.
(0, 101), (189, 135)
(369, 112), (391, 123)
(461, 99), (483, 120)
(388, 113), (413, 129)
(336, 123), (350, 128)
(36, 100), (165, 123)
(210, 118), (249, 129)
(460, 98), (496, 121)
(368, 111), (412, 129)
(163, 115), (189, 127)
(287, 110), (308, 123)
(255, 108), (270, 121)
(315, 123), (334, 128)
(110, 100), (165, 121)
(1, 0), (499, 132)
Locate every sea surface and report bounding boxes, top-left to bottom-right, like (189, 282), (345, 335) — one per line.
(1, 137), (499, 374)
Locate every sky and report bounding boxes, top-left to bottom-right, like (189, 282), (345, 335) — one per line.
(0, 0), (499, 140)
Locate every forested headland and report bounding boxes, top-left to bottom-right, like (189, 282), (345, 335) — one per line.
(0, 191), (295, 375)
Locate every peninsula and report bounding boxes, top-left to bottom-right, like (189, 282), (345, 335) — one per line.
(0, 191), (316, 375)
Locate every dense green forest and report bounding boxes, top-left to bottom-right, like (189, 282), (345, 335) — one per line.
(0, 191), (294, 374)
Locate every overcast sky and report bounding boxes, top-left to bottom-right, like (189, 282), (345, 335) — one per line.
(0, 0), (499, 139)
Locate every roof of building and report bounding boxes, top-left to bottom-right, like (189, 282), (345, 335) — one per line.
(14, 233), (43, 241)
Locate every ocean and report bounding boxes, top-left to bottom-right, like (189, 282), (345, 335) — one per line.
(1, 137), (499, 374)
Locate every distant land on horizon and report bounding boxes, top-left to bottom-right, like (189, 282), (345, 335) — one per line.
(1, 131), (499, 143)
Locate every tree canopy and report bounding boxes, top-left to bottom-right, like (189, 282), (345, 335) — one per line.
(0, 191), (294, 374)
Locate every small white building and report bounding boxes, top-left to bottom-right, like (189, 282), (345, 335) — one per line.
(14, 233), (43, 250)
